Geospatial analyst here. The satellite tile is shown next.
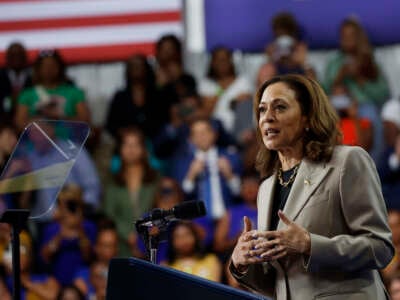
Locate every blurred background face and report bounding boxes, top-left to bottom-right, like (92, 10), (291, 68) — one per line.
(90, 262), (108, 298)
(190, 121), (216, 151)
(120, 133), (144, 165)
(95, 230), (118, 262)
(172, 224), (196, 257)
(240, 177), (259, 205)
(57, 197), (83, 226)
(383, 121), (400, 147)
(0, 128), (17, 155)
(211, 48), (233, 78)
(155, 178), (181, 210)
(157, 40), (180, 67)
(58, 287), (84, 300)
(38, 56), (61, 83)
(6, 43), (27, 72)
(127, 56), (147, 82)
(340, 24), (358, 53)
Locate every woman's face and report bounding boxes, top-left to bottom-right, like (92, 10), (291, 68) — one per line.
(120, 134), (144, 164)
(156, 178), (180, 210)
(258, 82), (307, 152)
(172, 225), (196, 256)
(128, 57), (147, 82)
(39, 57), (61, 83)
(340, 24), (358, 53)
(211, 49), (233, 78)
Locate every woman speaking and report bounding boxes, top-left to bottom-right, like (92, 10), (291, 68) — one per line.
(230, 74), (394, 299)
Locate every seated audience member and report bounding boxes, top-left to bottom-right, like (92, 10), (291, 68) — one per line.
(330, 85), (373, 151)
(56, 285), (85, 300)
(103, 127), (159, 257)
(87, 261), (108, 300)
(40, 184), (97, 286)
(164, 221), (222, 282)
(171, 118), (241, 221)
(198, 46), (253, 135)
(155, 35), (197, 118)
(389, 272), (400, 300)
(4, 232), (59, 300)
(378, 99), (400, 209)
(0, 42), (32, 123)
(213, 173), (258, 258)
(324, 18), (389, 160)
(262, 12), (314, 79)
(153, 92), (236, 160)
(15, 49), (90, 131)
(74, 223), (118, 296)
(105, 54), (164, 141)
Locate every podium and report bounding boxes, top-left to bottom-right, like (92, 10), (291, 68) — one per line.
(106, 258), (268, 300)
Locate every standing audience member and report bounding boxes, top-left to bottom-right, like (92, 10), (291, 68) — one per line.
(324, 18), (390, 160)
(165, 221), (222, 282)
(15, 49), (90, 131)
(261, 12), (314, 79)
(155, 35), (197, 119)
(103, 127), (159, 257)
(171, 118), (241, 221)
(198, 46), (253, 135)
(389, 272), (400, 300)
(105, 54), (163, 140)
(0, 42), (32, 123)
(40, 184), (97, 286)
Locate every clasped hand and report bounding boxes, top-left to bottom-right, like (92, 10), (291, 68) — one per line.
(232, 210), (311, 270)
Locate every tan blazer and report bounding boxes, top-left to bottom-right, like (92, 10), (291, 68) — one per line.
(231, 146), (394, 300)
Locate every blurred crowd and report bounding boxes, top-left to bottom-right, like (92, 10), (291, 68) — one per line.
(0, 13), (400, 300)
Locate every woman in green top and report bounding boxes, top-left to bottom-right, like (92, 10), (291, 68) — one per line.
(324, 18), (390, 160)
(103, 127), (159, 257)
(324, 18), (389, 105)
(15, 49), (90, 131)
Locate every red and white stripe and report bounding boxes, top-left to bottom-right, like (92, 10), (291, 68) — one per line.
(0, 0), (183, 65)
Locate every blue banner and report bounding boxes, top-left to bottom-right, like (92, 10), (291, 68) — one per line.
(204, 0), (400, 51)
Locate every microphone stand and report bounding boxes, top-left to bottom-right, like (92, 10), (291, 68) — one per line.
(135, 217), (169, 264)
(0, 209), (30, 300)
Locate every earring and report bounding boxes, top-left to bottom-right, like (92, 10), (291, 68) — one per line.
(305, 127), (310, 132)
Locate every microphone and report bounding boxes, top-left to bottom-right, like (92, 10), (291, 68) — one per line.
(135, 201), (206, 228)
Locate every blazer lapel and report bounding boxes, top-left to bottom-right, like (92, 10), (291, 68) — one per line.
(277, 159), (332, 229)
(257, 174), (277, 231)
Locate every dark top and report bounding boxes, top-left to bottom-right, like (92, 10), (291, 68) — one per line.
(269, 165), (298, 230)
(105, 87), (165, 139)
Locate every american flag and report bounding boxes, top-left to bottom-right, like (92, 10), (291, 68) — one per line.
(0, 0), (183, 65)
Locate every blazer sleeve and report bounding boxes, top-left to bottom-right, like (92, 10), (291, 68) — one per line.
(229, 261), (276, 297)
(305, 146), (395, 273)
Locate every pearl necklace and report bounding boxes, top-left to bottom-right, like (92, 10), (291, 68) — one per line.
(277, 164), (300, 187)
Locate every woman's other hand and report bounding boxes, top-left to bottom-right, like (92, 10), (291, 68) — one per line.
(252, 210), (311, 261)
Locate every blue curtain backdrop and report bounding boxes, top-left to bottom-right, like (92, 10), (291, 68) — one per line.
(204, 0), (400, 51)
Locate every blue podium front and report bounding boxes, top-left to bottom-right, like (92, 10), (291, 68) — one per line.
(106, 257), (268, 300)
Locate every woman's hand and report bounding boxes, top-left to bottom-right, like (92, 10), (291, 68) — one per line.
(231, 216), (262, 272)
(251, 210), (311, 261)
